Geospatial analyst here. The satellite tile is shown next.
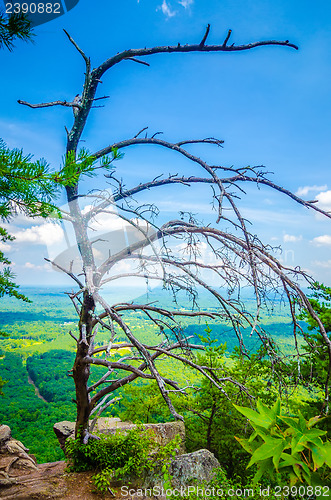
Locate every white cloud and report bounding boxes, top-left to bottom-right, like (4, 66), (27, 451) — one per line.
(295, 185), (328, 197)
(316, 190), (331, 211)
(24, 262), (35, 269)
(312, 260), (331, 269)
(157, 0), (193, 17)
(0, 242), (11, 252)
(311, 235), (331, 246)
(24, 262), (52, 271)
(283, 234), (302, 243)
(89, 212), (126, 233)
(13, 223), (64, 246)
(160, 0), (176, 17)
(178, 0), (194, 7)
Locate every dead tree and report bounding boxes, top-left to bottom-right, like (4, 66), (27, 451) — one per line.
(19, 27), (331, 443)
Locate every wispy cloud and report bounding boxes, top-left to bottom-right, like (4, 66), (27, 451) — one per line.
(158, 0), (192, 18)
(178, 0), (194, 8)
(311, 259), (331, 269)
(311, 235), (331, 246)
(24, 262), (52, 271)
(295, 185), (327, 197)
(283, 234), (302, 243)
(159, 0), (176, 18)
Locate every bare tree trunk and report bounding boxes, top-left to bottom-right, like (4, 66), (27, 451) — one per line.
(73, 292), (95, 440)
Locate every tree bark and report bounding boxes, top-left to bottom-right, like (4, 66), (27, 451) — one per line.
(73, 291), (95, 440)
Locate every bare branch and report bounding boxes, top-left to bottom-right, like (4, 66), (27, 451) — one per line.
(69, 330), (78, 343)
(134, 126), (148, 138)
(223, 29), (232, 47)
(89, 396), (121, 433)
(44, 258), (84, 288)
(93, 30), (298, 78)
(63, 29), (91, 71)
(126, 57), (150, 66)
(200, 24), (211, 47)
(17, 99), (81, 110)
(176, 137), (223, 147)
(88, 369), (114, 393)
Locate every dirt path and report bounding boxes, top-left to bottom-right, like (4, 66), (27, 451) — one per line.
(27, 375), (48, 403)
(0, 461), (130, 499)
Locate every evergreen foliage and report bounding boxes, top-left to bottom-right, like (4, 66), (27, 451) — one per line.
(0, 10), (33, 51)
(0, 142), (120, 307)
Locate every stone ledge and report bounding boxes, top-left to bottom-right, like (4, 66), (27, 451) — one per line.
(53, 418), (186, 454)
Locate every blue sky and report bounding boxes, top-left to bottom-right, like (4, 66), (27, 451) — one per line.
(1, 0), (331, 287)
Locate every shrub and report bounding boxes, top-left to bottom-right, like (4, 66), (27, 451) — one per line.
(234, 399), (331, 486)
(66, 426), (181, 493)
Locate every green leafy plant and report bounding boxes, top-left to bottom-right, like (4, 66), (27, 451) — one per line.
(156, 435), (182, 492)
(66, 426), (182, 493)
(93, 467), (114, 494)
(60, 147), (123, 184)
(234, 398), (331, 486)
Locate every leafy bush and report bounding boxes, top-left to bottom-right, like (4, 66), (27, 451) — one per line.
(66, 426), (182, 493)
(166, 466), (299, 500)
(234, 399), (331, 486)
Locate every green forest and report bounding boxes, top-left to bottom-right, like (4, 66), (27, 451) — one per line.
(1, 285), (330, 488)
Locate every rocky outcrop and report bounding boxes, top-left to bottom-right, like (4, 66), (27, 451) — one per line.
(1, 423), (223, 499)
(0, 459), (114, 500)
(169, 449), (221, 488)
(53, 417), (186, 454)
(0, 424), (114, 499)
(0, 424), (38, 489)
(52, 420), (75, 453)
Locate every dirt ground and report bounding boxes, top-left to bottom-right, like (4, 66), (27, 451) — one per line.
(0, 460), (126, 499)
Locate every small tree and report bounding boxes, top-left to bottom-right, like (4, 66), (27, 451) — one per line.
(295, 282), (331, 411)
(19, 27), (331, 443)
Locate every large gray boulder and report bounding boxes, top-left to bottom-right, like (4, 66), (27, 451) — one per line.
(169, 449), (221, 488)
(53, 421), (75, 453)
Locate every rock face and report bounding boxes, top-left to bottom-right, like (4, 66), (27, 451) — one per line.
(53, 418), (186, 455)
(52, 420), (75, 453)
(0, 425), (11, 446)
(0, 424), (38, 489)
(169, 449), (221, 488)
(0, 423), (223, 499)
(101, 420), (186, 454)
(0, 424), (113, 499)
